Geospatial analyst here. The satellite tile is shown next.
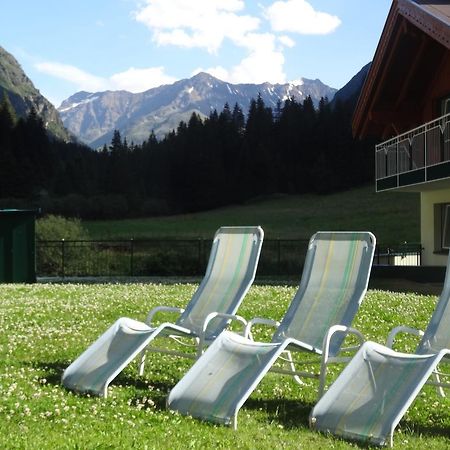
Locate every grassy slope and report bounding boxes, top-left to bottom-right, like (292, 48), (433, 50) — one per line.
(84, 185), (420, 244)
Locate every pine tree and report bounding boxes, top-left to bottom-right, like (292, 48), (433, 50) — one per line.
(0, 91), (17, 126)
(232, 103), (245, 133)
(0, 92), (18, 196)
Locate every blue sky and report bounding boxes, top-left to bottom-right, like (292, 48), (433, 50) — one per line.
(2, 0), (392, 107)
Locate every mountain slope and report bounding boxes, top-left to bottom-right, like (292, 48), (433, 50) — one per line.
(59, 72), (337, 148)
(0, 46), (70, 141)
(331, 62), (371, 110)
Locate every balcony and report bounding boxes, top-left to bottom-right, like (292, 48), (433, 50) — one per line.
(375, 113), (450, 191)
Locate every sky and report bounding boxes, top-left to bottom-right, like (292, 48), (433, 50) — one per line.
(2, 0), (392, 107)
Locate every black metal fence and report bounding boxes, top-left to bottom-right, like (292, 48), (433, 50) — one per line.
(36, 239), (423, 278)
(373, 243), (422, 267)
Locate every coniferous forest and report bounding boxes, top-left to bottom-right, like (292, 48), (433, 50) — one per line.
(0, 93), (376, 219)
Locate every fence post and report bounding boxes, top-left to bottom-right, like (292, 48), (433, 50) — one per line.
(198, 238), (203, 275)
(129, 239), (134, 276)
(61, 239), (65, 279)
(277, 239), (281, 275)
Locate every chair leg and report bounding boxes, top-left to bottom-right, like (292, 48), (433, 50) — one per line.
(284, 350), (305, 385)
(432, 371), (446, 397)
(138, 349), (146, 376)
(233, 413), (238, 431)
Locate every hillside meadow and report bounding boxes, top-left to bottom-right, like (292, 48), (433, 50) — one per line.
(84, 185), (420, 245)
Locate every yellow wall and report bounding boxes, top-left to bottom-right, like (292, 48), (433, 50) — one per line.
(421, 189), (450, 266)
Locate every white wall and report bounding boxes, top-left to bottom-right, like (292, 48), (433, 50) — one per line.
(421, 189), (450, 266)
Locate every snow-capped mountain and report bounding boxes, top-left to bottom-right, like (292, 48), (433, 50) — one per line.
(58, 72), (337, 148)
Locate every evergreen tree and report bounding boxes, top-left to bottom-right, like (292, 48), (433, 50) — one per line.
(241, 94), (275, 197)
(232, 103), (245, 133)
(0, 92), (17, 126)
(0, 93), (18, 196)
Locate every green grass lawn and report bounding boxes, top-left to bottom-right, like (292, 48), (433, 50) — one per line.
(83, 185), (420, 245)
(0, 282), (448, 449)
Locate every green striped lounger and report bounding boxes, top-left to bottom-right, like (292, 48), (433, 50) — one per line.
(62, 226), (264, 397)
(311, 249), (450, 447)
(168, 231), (376, 429)
(310, 342), (449, 447)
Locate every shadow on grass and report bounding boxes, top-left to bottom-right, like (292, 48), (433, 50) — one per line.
(239, 398), (375, 448)
(28, 360), (175, 405)
(399, 418), (450, 441)
(247, 397), (449, 444)
(28, 360), (67, 386)
(244, 397), (312, 429)
(26, 361), (450, 443)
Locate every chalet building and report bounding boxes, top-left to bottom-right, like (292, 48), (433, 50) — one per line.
(353, 0), (450, 265)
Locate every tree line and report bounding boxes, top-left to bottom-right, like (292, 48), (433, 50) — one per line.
(0, 92), (376, 218)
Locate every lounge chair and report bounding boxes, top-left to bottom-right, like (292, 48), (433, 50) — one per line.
(309, 342), (449, 447)
(62, 226), (264, 397)
(310, 251), (450, 447)
(167, 231), (376, 429)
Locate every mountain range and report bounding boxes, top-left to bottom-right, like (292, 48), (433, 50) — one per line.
(58, 73), (337, 148)
(0, 46), (70, 141)
(0, 44), (370, 149)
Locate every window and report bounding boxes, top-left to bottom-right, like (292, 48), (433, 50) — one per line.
(444, 205), (450, 249)
(434, 203), (450, 252)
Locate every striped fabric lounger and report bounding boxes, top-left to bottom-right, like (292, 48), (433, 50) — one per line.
(310, 342), (449, 447)
(62, 226), (264, 397)
(168, 231), (376, 429)
(310, 249), (450, 447)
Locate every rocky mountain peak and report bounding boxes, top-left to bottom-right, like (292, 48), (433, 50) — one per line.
(58, 73), (337, 148)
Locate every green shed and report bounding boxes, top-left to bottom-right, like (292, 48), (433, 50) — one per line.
(0, 209), (38, 283)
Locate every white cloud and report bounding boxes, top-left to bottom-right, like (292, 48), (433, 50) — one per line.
(36, 0), (342, 100)
(134, 1), (288, 84)
(196, 33), (286, 85)
(232, 33), (286, 83)
(134, 0), (260, 53)
(265, 0), (341, 35)
(278, 35), (295, 48)
(110, 67), (176, 92)
(34, 62), (107, 92)
(230, 48), (286, 84)
(132, 0), (341, 87)
(35, 61), (177, 95)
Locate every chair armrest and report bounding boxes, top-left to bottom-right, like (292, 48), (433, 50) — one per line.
(197, 313), (248, 357)
(244, 318), (280, 339)
(202, 312), (247, 335)
(386, 325), (424, 349)
(145, 306), (185, 326)
(322, 325), (365, 361)
(317, 325), (365, 399)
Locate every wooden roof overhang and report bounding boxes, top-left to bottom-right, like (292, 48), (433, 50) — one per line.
(353, 0), (450, 139)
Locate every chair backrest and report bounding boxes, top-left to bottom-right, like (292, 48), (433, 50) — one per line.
(176, 226), (264, 339)
(417, 251), (450, 354)
(272, 232), (376, 356)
